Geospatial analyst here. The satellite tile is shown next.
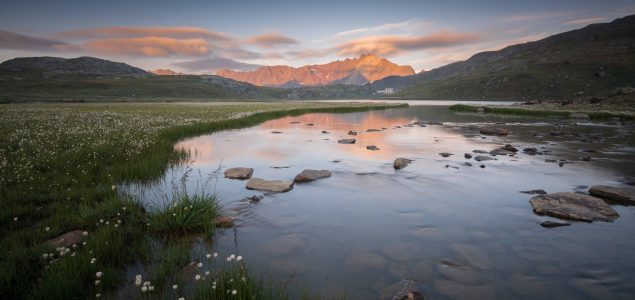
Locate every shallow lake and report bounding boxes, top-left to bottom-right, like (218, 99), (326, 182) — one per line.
(132, 104), (635, 299)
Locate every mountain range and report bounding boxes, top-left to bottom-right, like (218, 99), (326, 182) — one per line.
(216, 54), (415, 87)
(0, 14), (633, 102)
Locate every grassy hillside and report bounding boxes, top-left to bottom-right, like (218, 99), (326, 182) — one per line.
(371, 14), (635, 101)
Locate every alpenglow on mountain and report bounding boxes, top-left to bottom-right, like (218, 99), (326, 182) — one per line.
(215, 54), (415, 87)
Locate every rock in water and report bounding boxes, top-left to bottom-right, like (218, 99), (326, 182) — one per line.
(540, 221), (570, 228)
(394, 158), (412, 170)
(480, 128), (509, 136)
(501, 144), (519, 152)
(520, 189), (547, 195)
(294, 169), (331, 183)
(523, 147), (538, 155)
(588, 185), (635, 205)
(474, 155), (495, 162)
(347, 131), (358, 136)
(367, 145), (380, 151)
(439, 152), (453, 157)
(45, 230), (87, 248)
(529, 192), (619, 222)
(246, 178), (294, 193)
(224, 167), (253, 179)
(464, 153), (473, 159)
(213, 216), (234, 228)
(338, 139), (356, 144)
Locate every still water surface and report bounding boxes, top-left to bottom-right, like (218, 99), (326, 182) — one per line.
(136, 104), (635, 299)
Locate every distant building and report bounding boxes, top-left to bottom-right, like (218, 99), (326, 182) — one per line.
(376, 87), (394, 95)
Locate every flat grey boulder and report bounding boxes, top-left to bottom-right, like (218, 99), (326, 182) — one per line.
(394, 158), (412, 170)
(224, 167), (253, 179)
(246, 178), (294, 193)
(589, 185), (635, 205)
(338, 138), (356, 144)
(367, 145), (380, 151)
(45, 230), (86, 248)
(294, 169), (331, 183)
(529, 192), (619, 222)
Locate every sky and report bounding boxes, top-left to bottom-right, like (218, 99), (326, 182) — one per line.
(0, 0), (633, 73)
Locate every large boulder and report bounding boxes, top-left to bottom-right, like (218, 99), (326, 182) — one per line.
(213, 216), (234, 228)
(294, 169), (331, 183)
(474, 155), (495, 162)
(224, 167), (253, 179)
(394, 158), (412, 170)
(246, 178), (294, 193)
(588, 185), (635, 205)
(480, 128), (509, 136)
(529, 192), (619, 222)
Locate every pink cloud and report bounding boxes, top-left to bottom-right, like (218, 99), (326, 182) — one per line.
(56, 26), (231, 41)
(84, 37), (211, 57)
(247, 33), (298, 48)
(336, 31), (481, 57)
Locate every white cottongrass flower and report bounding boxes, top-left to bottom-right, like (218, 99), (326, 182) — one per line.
(122, 206), (127, 210)
(90, 258), (96, 264)
(197, 262), (203, 268)
(83, 231), (88, 236)
(206, 253), (211, 259)
(236, 256), (243, 262)
(143, 281), (150, 287)
(95, 280), (100, 286)
(232, 290), (237, 295)
(45, 227), (50, 231)
(96, 271), (102, 278)
(96, 293), (101, 298)
(135, 275), (142, 286)
(205, 271), (210, 275)
(195, 274), (201, 281)
(111, 185), (116, 191)
(178, 298), (184, 300)
(148, 286), (154, 291)
(141, 286), (148, 292)
(172, 284), (178, 290)
(13, 217), (18, 221)
(43, 253), (49, 259)
(213, 252), (218, 258)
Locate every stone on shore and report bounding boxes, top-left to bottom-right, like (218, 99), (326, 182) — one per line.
(394, 158), (412, 170)
(224, 167), (253, 179)
(439, 152), (453, 158)
(474, 155), (495, 162)
(338, 138), (356, 144)
(480, 128), (509, 136)
(246, 178), (294, 193)
(294, 169), (331, 183)
(540, 221), (570, 228)
(367, 145), (380, 151)
(529, 192), (619, 222)
(45, 230), (87, 248)
(588, 185), (635, 205)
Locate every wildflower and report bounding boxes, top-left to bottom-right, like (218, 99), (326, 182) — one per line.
(143, 281), (150, 287)
(205, 271), (210, 275)
(45, 227), (50, 231)
(13, 217), (18, 221)
(111, 185), (116, 191)
(232, 290), (237, 295)
(43, 253), (49, 259)
(95, 280), (100, 286)
(195, 274), (201, 281)
(236, 256), (243, 262)
(213, 252), (218, 258)
(172, 284), (178, 290)
(90, 258), (96, 264)
(122, 206), (127, 210)
(134, 276), (142, 287)
(83, 231), (88, 236)
(148, 286), (155, 291)
(96, 293), (101, 298)
(172, 213), (176, 217)
(96, 271), (102, 278)
(141, 286), (148, 292)
(197, 262), (203, 268)
(99, 219), (104, 223)
(206, 253), (211, 259)
(178, 298), (184, 300)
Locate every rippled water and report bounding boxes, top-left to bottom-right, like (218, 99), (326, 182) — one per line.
(135, 105), (635, 299)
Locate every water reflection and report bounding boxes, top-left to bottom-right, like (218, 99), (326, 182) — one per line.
(139, 106), (635, 299)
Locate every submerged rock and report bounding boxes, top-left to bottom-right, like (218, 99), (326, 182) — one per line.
(439, 152), (453, 158)
(464, 153), (473, 159)
(490, 148), (515, 156)
(501, 144), (519, 152)
(472, 150), (489, 154)
(246, 178), (294, 193)
(45, 230), (86, 248)
(529, 192), (619, 222)
(245, 194), (265, 202)
(588, 185), (635, 205)
(294, 169), (331, 183)
(523, 147), (538, 155)
(520, 189), (547, 195)
(367, 145), (380, 151)
(224, 167), (253, 179)
(474, 155), (495, 162)
(480, 127), (509, 136)
(540, 221), (570, 228)
(394, 158), (412, 170)
(338, 138), (356, 144)
(347, 131), (358, 136)
(344, 251), (386, 272)
(213, 216), (234, 228)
